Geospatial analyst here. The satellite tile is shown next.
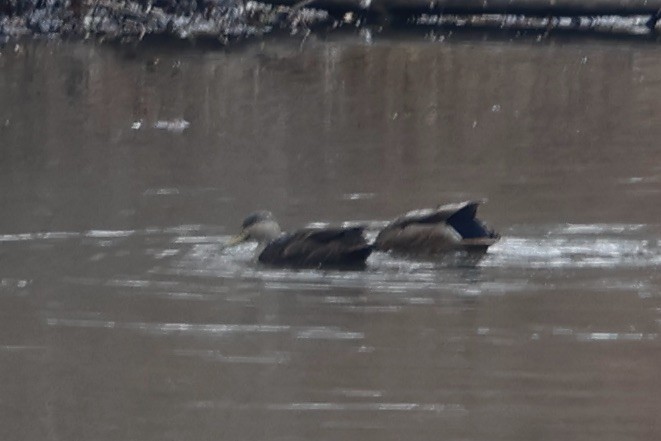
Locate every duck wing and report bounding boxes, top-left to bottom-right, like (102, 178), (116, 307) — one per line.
(374, 201), (499, 254)
(386, 201), (476, 228)
(259, 226), (372, 268)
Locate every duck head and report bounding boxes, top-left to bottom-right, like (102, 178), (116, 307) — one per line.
(227, 211), (282, 247)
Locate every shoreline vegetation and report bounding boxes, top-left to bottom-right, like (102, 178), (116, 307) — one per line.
(1, 0), (660, 44)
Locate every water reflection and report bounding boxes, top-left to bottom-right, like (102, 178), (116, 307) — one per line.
(1, 37), (661, 441)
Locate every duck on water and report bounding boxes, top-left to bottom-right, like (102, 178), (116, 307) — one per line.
(225, 201), (499, 268)
(374, 200), (500, 256)
(225, 211), (373, 269)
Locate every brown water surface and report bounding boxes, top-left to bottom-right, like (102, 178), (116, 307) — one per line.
(1, 35), (660, 441)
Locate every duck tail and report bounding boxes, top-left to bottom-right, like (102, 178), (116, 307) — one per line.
(447, 201), (497, 239)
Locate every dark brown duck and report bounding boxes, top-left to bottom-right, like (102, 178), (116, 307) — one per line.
(374, 201), (499, 255)
(226, 211), (372, 269)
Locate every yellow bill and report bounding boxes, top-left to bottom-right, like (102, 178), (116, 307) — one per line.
(225, 231), (249, 248)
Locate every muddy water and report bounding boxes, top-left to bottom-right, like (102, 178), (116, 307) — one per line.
(1, 35), (661, 441)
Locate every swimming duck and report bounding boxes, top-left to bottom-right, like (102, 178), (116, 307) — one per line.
(374, 200), (499, 255)
(226, 211), (372, 269)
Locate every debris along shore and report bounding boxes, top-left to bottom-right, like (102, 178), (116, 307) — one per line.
(1, 0), (661, 43)
(0, 1), (332, 43)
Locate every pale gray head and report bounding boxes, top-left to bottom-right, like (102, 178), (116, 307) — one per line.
(227, 210), (282, 247)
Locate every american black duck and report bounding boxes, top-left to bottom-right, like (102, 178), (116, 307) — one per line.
(374, 201), (499, 255)
(226, 211), (372, 269)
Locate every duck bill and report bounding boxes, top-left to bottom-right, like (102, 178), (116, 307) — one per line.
(226, 231), (249, 247)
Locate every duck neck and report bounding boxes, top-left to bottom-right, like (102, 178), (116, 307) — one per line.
(253, 224), (281, 260)
(252, 220), (282, 246)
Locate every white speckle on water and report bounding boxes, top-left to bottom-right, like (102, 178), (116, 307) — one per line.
(296, 327), (364, 340)
(154, 249), (180, 259)
(406, 297), (434, 305)
(575, 332), (657, 342)
(333, 388), (383, 398)
(267, 401), (465, 412)
(46, 318), (291, 335)
(85, 230), (135, 238)
(144, 188), (180, 196)
(173, 349), (290, 365)
(555, 223), (645, 235)
(1, 278), (31, 289)
(1, 345), (46, 352)
(89, 253), (105, 262)
(341, 192), (376, 200)
(0, 232), (80, 242)
(552, 327), (574, 336)
(154, 118), (190, 132)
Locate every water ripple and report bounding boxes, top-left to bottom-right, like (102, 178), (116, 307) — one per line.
(186, 401), (466, 413)
(0, 232), (80, 242)
(46, 318), (289, 334)
(85, 230), (135, 238)
(173, 349), (290, 364)
(331, 388), (384, 398)
(483, 234), (661, 269)
(575, 332), (658, 342)
(266, 402), (466, 412)
(46, 318), (363, 340)
(0, 345), (46, 352)
(296, 328), (364, 340)
(551, 223), (647, 235)
(479, 327), (659, 344)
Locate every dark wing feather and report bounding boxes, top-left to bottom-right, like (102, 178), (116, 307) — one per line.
(303, 227), (368, 245)
(445, 201), (498, 239)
